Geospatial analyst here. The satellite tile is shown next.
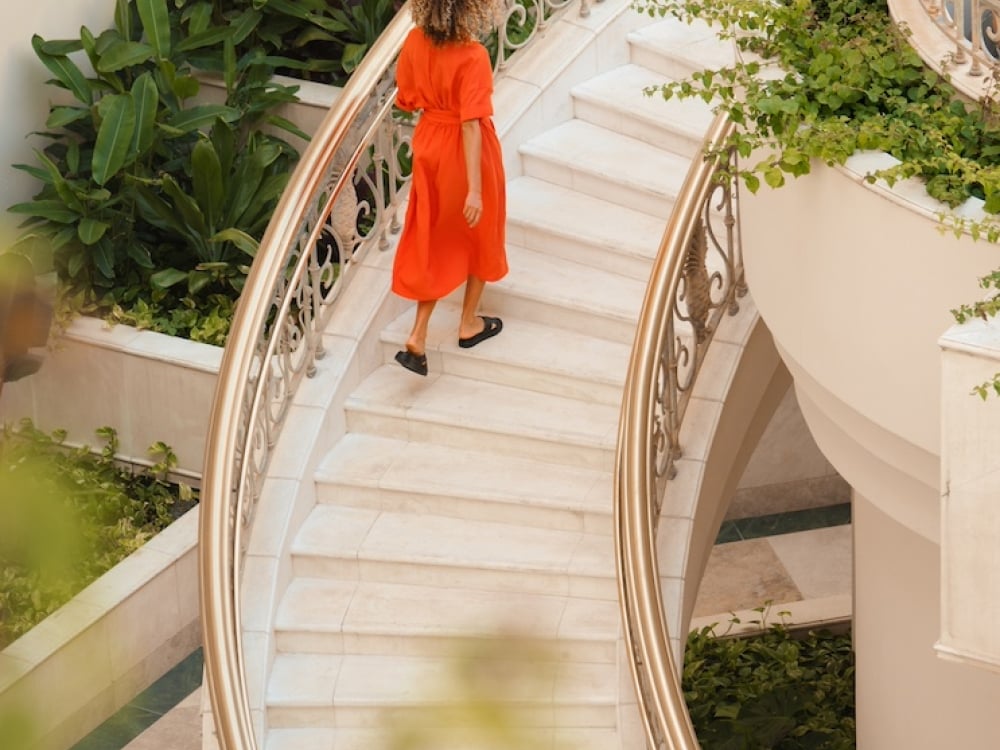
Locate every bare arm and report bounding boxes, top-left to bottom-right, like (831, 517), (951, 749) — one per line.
(461, 119), (483, 227)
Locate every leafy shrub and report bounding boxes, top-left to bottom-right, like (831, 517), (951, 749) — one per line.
(8, 0), (307, 345)
(0, 419), (197, 649)
(683, 610), (855, 749)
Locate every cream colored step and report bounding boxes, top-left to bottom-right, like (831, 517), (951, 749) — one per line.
(506, 176), (663, 281)
(519, 119), (691, 217)
(380, 303), (629, 405)
(315, 434), (613, 532)
(266, 652), (618, 729)
(344, 365), (620, 469)
(485, 244), (646, 345)
(627, 18), (735, 80)
(273, 578), (618, 662)
(290, 505), (617, 600)
(571, 63), (714, 155)
(267, 726), (625, 750)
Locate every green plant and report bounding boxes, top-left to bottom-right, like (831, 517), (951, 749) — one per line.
(639, 0), (1000, 395)
(8, 0), (305, 342)
(0, 419), (197, 649)
(683, 604), (855, 749)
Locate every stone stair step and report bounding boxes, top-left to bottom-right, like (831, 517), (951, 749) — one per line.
(266, 726), (627, 750)
(486, 244), (646, 345)
(519, 118), (691, 216)
(506, 176), (664, 281)
(380, 302), (630, 406)
(266, 652), (618, 729)
(571, 63), (714, 155)
(315, 433), (613, 533)
(344, 366), (620, 469)
(627, 17), (735, 80)
(273, 578), (619, 663)
(290, 505), (616, 600)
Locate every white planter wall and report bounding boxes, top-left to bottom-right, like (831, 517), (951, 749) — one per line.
(0, 317), (221, 478)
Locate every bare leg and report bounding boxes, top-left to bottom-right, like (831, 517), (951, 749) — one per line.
(406, 299), (436, 355)
(458, 276), (486, 340)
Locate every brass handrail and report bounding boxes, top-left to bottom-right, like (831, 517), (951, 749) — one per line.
(614, 111), (744, 750)
(198, 2), (603, 749)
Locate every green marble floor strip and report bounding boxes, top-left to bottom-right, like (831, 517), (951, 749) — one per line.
(71, 648), (203, 750)
(716, 502), (851, 544)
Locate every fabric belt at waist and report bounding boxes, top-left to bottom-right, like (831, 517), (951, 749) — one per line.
(420, 109), (462, 125)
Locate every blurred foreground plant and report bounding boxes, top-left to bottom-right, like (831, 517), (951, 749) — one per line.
(0, 419), (197, 649)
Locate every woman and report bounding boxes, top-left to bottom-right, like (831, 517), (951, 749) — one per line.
(391, 0), (508, 376)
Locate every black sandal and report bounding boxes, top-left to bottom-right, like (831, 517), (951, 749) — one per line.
(458, 316), (503, 349)
(395, 349), (428, 376)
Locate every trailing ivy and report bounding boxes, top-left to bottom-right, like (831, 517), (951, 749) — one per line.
(683, 607), (855, 749)
(638, 0), (1000, 394)
(0, 419), (197, 649)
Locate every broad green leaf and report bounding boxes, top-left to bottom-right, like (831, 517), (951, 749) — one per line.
(96, 41), (156, 73)
(187, 269), (213, 295)
(167, 105), (240, 133)
(342, 43), (367, 74)
(8, 200), (79, 224)
(266, 114), (310, 143)
(92, 241), (116, 279)
(136, 0), (171, 59)
(67, 248), (86, 278)
(223, 36), (236, 94)
(174, 26), (233, 53)
(114, 0), (132, 39)
(126, 243), (155, 269)
(210, 229), (259, 258)
(130, 73), (159, 157)
(46, 106), (90, 129)
(183, 2), (213, 36)
(32, 35), (92, 105)
(92, 94), (136, 185)
(228, 8), (263, 46)
(78, 218), (110, 245)
(171, 74), (201, 102)
(160, 174), (210, 241)
(150, 267), (189, 289)
(192, 138), (224, 229)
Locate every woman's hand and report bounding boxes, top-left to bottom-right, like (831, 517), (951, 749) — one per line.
(464, 191), (483, 227)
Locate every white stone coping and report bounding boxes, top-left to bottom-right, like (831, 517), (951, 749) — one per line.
(0, 505), (201, 750)
(689, 594), (853, 638)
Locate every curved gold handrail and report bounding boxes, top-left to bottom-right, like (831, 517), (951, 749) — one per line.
(614, 111), (743, 750)
(198, 2), (602, 749)
(198, 9), (416, 749)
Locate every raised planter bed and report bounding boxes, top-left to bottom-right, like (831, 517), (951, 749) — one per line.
(0, 505), (200, 750)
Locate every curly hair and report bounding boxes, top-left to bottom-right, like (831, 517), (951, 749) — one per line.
(410, 0), (499, 45)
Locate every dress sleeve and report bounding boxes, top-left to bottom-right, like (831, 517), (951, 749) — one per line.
(395, 33), (418, 112)
(458, 44), (493, 121)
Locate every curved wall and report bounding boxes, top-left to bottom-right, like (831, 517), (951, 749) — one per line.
(741, 155), (1000, 748)
(741, 153), (1000, 540)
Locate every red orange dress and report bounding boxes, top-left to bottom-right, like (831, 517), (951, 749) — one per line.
(392, 27), (508, 301)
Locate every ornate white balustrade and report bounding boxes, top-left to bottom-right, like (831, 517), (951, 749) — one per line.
(910, 1), (1000, 82)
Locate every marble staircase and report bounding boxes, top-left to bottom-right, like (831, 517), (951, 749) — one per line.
(262, 14), (734, 750)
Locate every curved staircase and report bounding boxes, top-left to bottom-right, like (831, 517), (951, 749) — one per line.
(257, 9), (735, 750)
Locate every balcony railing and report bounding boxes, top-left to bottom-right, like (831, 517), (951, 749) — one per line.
(917, 1), (1000, 78)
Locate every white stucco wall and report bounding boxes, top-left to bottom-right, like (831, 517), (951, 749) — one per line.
(0, 0), (115, 237)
